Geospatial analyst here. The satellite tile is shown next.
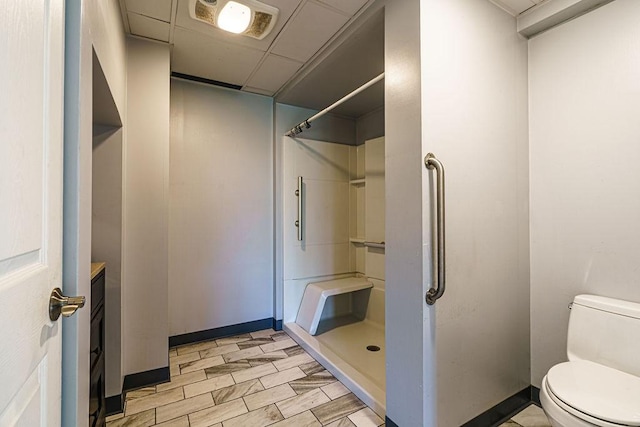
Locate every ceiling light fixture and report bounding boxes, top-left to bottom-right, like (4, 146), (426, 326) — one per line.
(190, 0), (279, 40)
(217, 1), (251, 34)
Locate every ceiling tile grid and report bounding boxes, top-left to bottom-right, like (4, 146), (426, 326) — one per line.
(276, 8), (384, 117)
(171, 27), (265, 86)
(271, 1), (350, 63)
(316, 0), (369, 15)
(128, 13), (171, 42)
(120, 0), (375, 100)
(125, 0), (173, 22)
(245, 54), (303, 94)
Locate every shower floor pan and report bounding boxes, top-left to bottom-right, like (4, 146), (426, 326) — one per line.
(284, 320), (385, 417)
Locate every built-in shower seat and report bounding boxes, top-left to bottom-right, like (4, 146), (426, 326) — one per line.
(296, 276), (373, 335)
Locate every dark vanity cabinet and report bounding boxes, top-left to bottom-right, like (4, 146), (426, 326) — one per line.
(89, 264), (106, 427)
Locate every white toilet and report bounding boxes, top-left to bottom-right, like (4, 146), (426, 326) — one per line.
(540, 295), (640, 426)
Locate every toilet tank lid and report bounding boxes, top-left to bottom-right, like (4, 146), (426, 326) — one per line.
(574, 294), (640, 320)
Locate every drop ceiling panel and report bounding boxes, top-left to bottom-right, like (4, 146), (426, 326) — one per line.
(245, 54), (303, 93)
(316, 0), (369, 15)
(174, 0), (302, 52)
(119, 0), (377, 98)
(128, 13), (171, 42)
(125, 0), (173, 22)
(277, 9), (383, 118)
(271, 2), (350, 63)
(172, 27), (265, 85)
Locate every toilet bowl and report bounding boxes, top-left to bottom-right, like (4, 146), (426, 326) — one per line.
(539, 295), (640, 427)
(540, 363), (640, 426)
(540, 375), (596, 427)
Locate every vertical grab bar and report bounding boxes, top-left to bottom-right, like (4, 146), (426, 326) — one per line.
(295, 176), (303, 241)
(424, 153), (446, 305)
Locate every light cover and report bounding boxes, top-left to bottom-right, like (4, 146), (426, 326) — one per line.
(191, 0), (279, 40)
(217, 1), (252, 34)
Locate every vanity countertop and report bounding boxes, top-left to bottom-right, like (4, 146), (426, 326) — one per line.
(91, 262), (106, 280)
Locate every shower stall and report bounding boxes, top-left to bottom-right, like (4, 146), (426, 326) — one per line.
(281, 135), (386, 415)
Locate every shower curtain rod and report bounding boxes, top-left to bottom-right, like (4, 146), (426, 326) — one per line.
(285, 72), (385, 137)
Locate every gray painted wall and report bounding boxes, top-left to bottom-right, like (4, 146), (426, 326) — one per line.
(421, 0), (530, 424)
(356, 108), (384, 146)
(383, 0), (436, 424)
(122, 37), (170, 375)
(529, 0), (640, 387)
(88, 0), (127, 115)
(168, 79), (275, 336)
(64, 0), (128, 423)
(92, 128), (123, 398)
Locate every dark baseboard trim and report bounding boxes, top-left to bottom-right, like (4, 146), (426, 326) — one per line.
(365, 385), (543, 426)
(107, 366), (170, 416)
(108, 319), (281, 416)
(105, 394), (123, 416)
(123, 366), (171, 393)
(385, 416), (399, 427)
(170, 72), (242, 91)
(531, 386), (541, 406)
(462, 387), (531, 427)
(169, 318), (278, 347)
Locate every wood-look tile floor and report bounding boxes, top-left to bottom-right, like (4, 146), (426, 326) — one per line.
(501, 404), (551, 427)
(106, 329), (384, 427)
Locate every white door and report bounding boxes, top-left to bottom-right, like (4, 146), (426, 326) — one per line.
(0, 0), (67, 425)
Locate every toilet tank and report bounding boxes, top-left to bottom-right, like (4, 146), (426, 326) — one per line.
(567, 294), (640, 377)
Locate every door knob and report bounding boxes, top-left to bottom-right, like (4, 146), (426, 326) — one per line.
(49, 288), (86, 321)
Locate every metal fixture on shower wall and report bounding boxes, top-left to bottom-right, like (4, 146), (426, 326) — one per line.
(285, 73), (385, 137)
(363, 241), (385, 249)
(425, 153), (446, 305)
(295, 176), (303, 241)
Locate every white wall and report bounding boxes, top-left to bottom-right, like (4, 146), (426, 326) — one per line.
(351, 145), (365, 274)
(364, 137), (385, 282)
(529, 0), (640, 387)
(283, 138), (351, 281)
(123, 37), (170, 375)
(421, 0), (530, 424)
(274, 104), (356, 322)
(282, 138), (353, 324)
(169, 79), (274, 336)
(91, 128), (123, 398)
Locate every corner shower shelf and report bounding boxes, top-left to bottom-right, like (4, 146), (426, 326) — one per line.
(296, 277), (373, 336)
(350, 178), (366, 185)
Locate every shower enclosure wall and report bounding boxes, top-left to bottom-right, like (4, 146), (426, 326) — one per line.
(282, 136), (386, 415)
